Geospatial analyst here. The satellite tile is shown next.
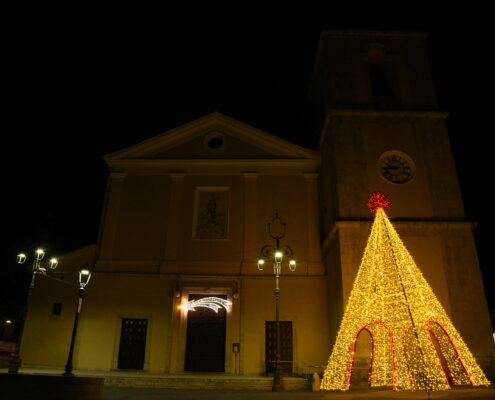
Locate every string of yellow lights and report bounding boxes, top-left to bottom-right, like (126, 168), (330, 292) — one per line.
(321, 194), (491, 391)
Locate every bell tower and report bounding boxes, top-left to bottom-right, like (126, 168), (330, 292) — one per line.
(313, 31), (495, 379)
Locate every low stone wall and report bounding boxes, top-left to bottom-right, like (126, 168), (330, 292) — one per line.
(0, 373), (104, 400)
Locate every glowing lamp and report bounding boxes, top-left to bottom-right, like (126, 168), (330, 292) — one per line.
(5, 320), (12, 324)
(35, 249), (45, 261)
(289, 259), (296, 272)
(17, 253), (26, 264)
(257, 259), (265, 270)
(274, 251), (283, 263)
(49, 258), (58, 269)
(79, 269), (91, 289)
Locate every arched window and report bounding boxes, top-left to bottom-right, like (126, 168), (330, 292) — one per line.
(367, 45), (396, 107)
(369, 63), (394, 97)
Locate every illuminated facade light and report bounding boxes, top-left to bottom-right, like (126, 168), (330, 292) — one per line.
(17, 253), (26, 264)
(182, 297), (231, 313)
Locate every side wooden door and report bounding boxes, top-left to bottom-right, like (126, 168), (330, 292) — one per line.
(265, 321), (293, 374)
(118, 318), (148, 370)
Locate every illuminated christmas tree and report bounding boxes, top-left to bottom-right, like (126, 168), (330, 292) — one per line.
(321, 192), (491, 391)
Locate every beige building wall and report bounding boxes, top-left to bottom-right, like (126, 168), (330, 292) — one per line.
(21, 113), (328, 377)
(241, 277), (330, 376)
(20, 274), (77, 367)
(75, 273), (174, 372)
(20, 245), (95, 367)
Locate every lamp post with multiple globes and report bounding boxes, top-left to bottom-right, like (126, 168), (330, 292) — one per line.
(63, 268), (91, 377)
(257, 211), (296, 392)
(9, 249), (58, 374)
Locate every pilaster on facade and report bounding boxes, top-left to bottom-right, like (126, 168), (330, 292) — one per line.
(303, 173), (323, 274)
(97, 172), (126, 269)
(242, 172), (259, 274)
(167, 278), (183, 373)
(161, 172), (186, 273)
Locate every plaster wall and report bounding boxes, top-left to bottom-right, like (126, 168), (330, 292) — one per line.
(75, 274), (174, 372)
(177, 175), (244, 265)
(20, 274), (78, 367)
(240, 276), (330, 376)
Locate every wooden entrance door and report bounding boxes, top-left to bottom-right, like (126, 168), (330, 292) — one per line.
(118, 318), (148, 370)
(185, 294), (226, 372)
(265, 321), (293, 374)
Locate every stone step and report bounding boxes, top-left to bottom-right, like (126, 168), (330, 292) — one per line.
(103, 374), (310, 391)
(0, 367), (312, 391)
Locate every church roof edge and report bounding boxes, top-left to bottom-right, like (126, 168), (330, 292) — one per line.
(104, 111), (319, 165)
(319, 30), (428, 40)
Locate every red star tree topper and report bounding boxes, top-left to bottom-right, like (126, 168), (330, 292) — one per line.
(367, 191), (391, 213)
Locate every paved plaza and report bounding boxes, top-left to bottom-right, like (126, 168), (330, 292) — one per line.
(1, 367), (493, 399)
(102, 387), (495, 400)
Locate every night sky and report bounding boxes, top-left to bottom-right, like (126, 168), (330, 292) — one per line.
(2, 8), (493, 321)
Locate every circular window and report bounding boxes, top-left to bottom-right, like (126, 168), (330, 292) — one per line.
(204, 132), (226, 152)
(207, 137), (224, 149)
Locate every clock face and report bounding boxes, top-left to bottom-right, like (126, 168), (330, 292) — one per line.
(379, 151), (414, 184)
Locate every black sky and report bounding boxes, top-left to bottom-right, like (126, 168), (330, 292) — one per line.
(2, 7), (494, 317)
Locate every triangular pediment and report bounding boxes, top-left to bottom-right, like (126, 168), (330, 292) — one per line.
(104, 112), (319, 167)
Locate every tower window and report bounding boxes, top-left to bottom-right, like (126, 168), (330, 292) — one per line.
(368, 63), (394, 97)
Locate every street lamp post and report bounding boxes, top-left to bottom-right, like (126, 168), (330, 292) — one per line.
(9, 249), (58, 374)
(63, 268), (91, 377)
(257, 211), (296, 392)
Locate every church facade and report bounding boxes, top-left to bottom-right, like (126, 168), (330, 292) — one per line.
(20, 31), (495, 380)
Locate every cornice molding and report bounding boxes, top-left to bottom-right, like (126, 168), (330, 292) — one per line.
(110, 172), (126, 182)
(321, 30), (428, 40)
(319, 109), (448, 149)
(321, 219), (475, 252)
(109, 158), (319, 175)
(303, 172), (319, 182)
(243, 172), (259, 182)
(326, 109), (448, 119)
(169, 172), (186, 181)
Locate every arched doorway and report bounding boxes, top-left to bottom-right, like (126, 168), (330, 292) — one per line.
(184, 294), (227, 372)
(425, 320), (473, 387)
(348, 321), (395, 389)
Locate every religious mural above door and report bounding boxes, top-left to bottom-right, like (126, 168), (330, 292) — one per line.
(193, 187), (230, 240)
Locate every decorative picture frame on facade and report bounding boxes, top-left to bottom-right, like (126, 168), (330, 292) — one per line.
(193, 187), (230, 240)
